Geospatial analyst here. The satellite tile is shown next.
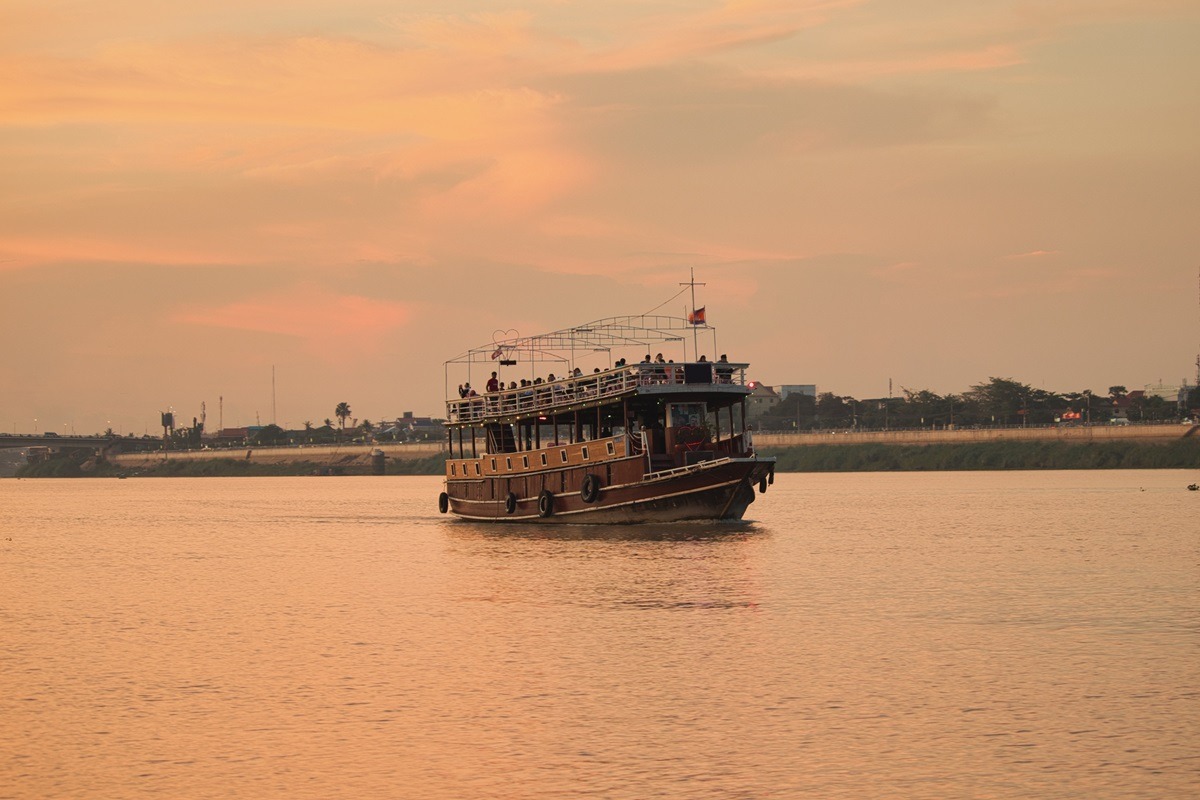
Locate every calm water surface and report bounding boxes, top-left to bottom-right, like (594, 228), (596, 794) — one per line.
(2, 471), (1197, 799)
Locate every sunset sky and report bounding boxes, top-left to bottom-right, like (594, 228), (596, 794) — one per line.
(2, 1), (1198, 434)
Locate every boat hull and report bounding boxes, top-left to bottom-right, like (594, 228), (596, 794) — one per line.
(446, 457), (775, 524)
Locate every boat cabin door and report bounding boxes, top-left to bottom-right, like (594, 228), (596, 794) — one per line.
(665, 402), (709, 456)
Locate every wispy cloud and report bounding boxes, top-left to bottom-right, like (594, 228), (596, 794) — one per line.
(1006, 250), (1059, 260)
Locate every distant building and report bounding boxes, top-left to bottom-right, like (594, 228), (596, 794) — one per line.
(745, 382), (781, 425)
(780, 384), (817, 401)
(378, 411), (443, 441)
(1143, 379), (1191, 407)
(208, 427), (251, 444)
(1110, 391), (1145, 421)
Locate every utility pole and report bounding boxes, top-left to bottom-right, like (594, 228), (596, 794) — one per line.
(886, 377), (892, 431)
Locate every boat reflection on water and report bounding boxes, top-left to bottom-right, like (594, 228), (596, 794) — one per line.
(443, 517), (762, 543)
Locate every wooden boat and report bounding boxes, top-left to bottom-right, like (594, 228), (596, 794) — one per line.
(438, 313), (775, 523)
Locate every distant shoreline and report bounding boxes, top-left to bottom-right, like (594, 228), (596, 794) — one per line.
(10, 439), (1200, 478)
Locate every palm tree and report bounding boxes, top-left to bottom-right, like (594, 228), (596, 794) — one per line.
(335, 402), (351, 431)
(323, 418), (333, 429)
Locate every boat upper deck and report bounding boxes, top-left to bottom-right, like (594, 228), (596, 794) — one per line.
(446, 361), (749, 427)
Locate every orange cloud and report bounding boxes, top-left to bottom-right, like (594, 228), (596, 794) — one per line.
(173, 285), (410, 359)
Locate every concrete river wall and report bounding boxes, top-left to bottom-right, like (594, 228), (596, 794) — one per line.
(754, 423), (1197, 448)
(108, 442), (445, 469)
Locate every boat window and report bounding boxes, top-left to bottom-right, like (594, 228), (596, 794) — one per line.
(506, 457), (512, 470)
(606, 441), (615, 456)
(581, 446), (590, 460)
(560, 449), (568, 463)
(540, 453), (548, 466)
(474, 463), (481, 476)
(450, 463), (456, 476)
(490, 458), (497, 471)
(522, 455), (529, 469)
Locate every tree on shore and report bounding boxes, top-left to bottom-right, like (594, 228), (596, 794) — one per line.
(965, 377), (1031, 426)
(335, 403), (351, 431)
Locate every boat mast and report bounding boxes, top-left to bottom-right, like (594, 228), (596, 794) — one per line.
(681, 267), (705, 358)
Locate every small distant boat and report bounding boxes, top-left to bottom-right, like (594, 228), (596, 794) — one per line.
(438, 308), (774, 523)
(1188, 483), (1198, 491)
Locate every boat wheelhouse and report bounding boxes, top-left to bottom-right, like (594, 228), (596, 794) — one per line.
(438, 314), (775, 523)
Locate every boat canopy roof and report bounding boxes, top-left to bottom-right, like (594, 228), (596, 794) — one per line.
(445, 314), (717, 367)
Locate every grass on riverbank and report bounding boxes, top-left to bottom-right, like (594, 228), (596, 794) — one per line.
(16, 453), (450, 478)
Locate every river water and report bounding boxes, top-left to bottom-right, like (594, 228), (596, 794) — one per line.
(1, 471), (1196, 799)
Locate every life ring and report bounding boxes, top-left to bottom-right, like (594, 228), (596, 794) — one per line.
(537, 489), (555, 517)
(438, 492), (449, 514)
(580, 473), (601, 503)
(758, 476), (768, 494)
(505, 492), (518, 514)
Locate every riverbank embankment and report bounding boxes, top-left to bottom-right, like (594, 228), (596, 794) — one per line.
(13, 424), (1200, 477)
(753, 422), (1196, 448)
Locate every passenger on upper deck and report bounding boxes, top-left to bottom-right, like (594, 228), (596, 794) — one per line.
(653, 353), (667, 383)
(486, 372), (500, 393)
(716, 354), (732, 384)
(458, 384), (467, 398)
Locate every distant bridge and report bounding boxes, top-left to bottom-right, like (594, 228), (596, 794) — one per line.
(0, 434), (162, 451)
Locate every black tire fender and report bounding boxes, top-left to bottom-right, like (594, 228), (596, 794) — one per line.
(537, 489), (555, 517)
(438, 492), (449, 514)
(505, 492), (518, 514)
(580, 473), (601, 503)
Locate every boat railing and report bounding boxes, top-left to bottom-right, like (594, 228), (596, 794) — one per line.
(447, 362), (747, 424)
(645, 455), (736, 480)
